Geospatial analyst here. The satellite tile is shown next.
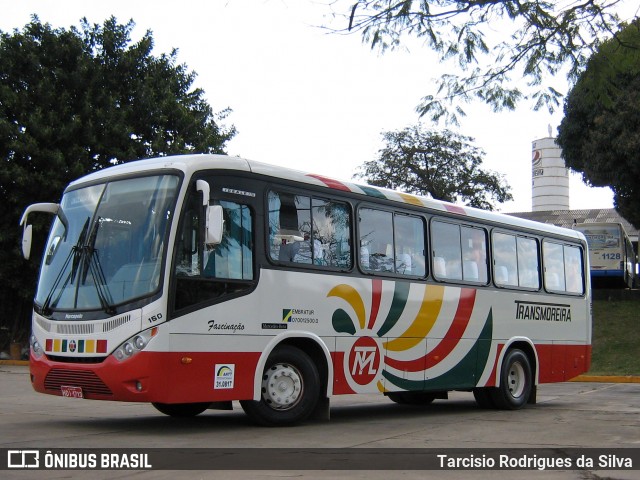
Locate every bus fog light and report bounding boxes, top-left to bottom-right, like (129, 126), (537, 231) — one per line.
(136, 381), (143, 392)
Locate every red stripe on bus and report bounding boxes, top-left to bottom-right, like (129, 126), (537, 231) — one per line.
(383, 289), (476, 372)
(332, 351), (356, 395)
(444, 204), (466, 215)
(484, 343), (505, 387)
(307, 174), (352, 192)
(424, 288), (476, 369)
(368, 279), (383, 330)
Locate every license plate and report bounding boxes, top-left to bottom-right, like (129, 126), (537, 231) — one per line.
(60, 385), (84, 399)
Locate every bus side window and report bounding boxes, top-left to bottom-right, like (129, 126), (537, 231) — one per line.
(543, 241), (566, 292)
(543, 240), (587, 294)
(173, 188), (254, 312)
(203, 200), (253, 280)
(394, 214), (426, 277)
(269, 190), (352, 269)
(517, 237), (540, 289)
(431, 220), (462, 281)
(564, 245), (584, 294)
(359, 208), (393, 272)
(492, 232), (518, 287)
(461, 226), (488, 283)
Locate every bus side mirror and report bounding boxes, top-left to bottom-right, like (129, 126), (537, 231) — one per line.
(22, 224), (33, 260)
(19, 202), (63, 260)
(196, 180), (224, 245)
(205, 205), (224, 245)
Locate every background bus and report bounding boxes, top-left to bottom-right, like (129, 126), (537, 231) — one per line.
(574, 223), (637, 289)
(21, 154), (591, 426)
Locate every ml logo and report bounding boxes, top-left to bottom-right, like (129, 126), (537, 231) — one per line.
(347, 337), (381, 386)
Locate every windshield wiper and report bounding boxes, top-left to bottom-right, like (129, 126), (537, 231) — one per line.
(80, 216), (116, 315)
(41, 218), (90, 316)
(41, 216), (116, 316)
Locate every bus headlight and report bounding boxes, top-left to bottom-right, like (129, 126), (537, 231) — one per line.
(113, 327), (158, 362)
(30, 334), (43, 359)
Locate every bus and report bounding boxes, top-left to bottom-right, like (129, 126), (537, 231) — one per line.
(573, 223), (636, 289)
(20, 154), (591, 426)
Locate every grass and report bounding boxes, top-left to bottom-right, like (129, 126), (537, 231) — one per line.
(589, 299), (640, 375)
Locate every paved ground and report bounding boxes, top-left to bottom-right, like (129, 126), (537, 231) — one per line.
(1, 365), (639, 479)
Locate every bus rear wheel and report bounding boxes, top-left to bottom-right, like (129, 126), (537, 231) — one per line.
(240, 345), (320, 426)
(152, 402), (210, 417)
(490, 348), (532, 410)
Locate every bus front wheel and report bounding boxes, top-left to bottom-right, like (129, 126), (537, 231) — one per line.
(240, 345), (320, 426)
(490, 348), (532, 410)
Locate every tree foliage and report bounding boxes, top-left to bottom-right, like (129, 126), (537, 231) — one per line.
(0, 16), (236, 345)
(355, 125), (512, 209)
(556, 19), (640, 228)
(334, 0), (623, 124)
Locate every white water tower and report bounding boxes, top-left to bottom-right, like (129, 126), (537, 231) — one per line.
(531, 128), (569, 211)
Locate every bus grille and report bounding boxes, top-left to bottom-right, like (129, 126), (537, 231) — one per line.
(46, 354), (106, 364)
(44, 369), (113, 396)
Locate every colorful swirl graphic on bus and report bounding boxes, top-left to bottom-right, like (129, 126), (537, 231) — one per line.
(328, 280), (493, 394)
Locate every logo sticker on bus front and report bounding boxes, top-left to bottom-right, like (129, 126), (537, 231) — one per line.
(214, 364), (235, 389)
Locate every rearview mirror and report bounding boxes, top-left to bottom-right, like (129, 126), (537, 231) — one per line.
(19, 202), (63, 260)
(196, 180), (224, 246)
(22, 224), (33, 260)
(205, 205), (224, 245)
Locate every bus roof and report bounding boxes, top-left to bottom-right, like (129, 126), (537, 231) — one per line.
(68, 154), (584, 241)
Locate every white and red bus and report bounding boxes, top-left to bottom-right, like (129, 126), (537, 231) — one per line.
(21, 154), (591, 426)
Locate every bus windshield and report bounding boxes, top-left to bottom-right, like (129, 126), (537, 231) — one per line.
(35, 174), (180, 314)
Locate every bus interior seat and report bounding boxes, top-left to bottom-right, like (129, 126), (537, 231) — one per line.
(495, 265), (509, 284)
(546, 272), (561, 290)
(396, 253), (412, 274)
(433, 257), (446, 278)
(463, 260), (479, 281)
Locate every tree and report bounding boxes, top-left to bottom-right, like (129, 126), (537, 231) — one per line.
(355, 125), (512, 209)
(556, 19), (640, 228)
(334, 0), (623, 124)
(0, 16), (236, 349)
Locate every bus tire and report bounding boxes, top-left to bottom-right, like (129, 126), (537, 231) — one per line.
(490, 349), (532, 410)
(240, 345), (320, 426)
(152, 402), (210, 417)
(387, 391), (436, 405)
(472, 387), (496, 409)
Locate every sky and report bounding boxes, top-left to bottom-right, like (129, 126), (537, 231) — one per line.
(3, 0), (638, 213)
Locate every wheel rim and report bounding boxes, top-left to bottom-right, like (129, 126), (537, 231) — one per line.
(262, 362), (303, 411)
(507, 361), (526, 398)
